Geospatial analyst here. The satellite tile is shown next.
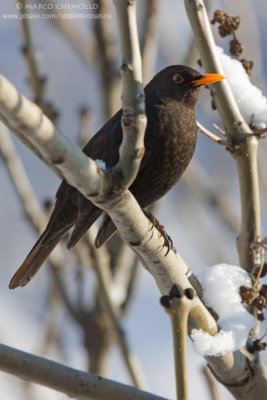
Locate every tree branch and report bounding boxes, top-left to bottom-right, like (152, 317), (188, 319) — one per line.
(112, 0), (147, 189)
(141, 0), (159, 84)
(94, 0), (121, 120)
(0, 343), (167, 400)
(85, 229), (148, 389)
(184, 0), (261, 273)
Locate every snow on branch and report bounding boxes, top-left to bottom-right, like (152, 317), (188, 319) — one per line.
(216, 46), (267, 130)
(191, 264), (257, 356)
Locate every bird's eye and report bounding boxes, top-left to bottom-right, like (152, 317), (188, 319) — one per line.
(172, 74), (184, 84)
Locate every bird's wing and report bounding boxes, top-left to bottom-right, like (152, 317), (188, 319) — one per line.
(82, 107), (153, 170)
(69, 107), (153, 248)
(82, 108), (123, 167)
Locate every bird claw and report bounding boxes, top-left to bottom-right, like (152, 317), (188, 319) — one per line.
(144, 210), (173, 255)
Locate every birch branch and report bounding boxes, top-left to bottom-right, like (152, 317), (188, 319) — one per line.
(0, 343), (167, 400)
(112, 0), (147, 188)
(184, 0), (261, 273)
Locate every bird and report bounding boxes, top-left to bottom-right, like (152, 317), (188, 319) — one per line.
(9, 65), (224, 289)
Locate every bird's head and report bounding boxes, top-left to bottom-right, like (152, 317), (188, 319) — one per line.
(145, 65), (224, 105)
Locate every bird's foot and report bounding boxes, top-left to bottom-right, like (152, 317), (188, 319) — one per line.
(144, 210), (173, 255)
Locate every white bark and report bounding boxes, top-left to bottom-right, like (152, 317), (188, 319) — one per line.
(0, 343), (167, 400)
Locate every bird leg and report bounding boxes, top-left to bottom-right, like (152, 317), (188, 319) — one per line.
(143, 210), (173, 255)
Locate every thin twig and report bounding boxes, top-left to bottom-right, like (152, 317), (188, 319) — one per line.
(141, 0), (159, 84)
(183, 158), (239, 233)
(202, 366), (222, 400)
(79, 107), (94, 147)
(213, 123), (227, 137)
(19, 0), (44, 101)
(197, 120), (232, 147)
(85, 229), (148, 390)
(0, 124), (81, 322)
(94, 0), (121, 119)
(19, 0), (57, 121)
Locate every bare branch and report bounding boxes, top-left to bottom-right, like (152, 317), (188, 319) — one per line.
(141, 0), (159, 84)
(202, 366), (222, 400)
(197, 120), (232, 147)
(184, 0), (261, 273)
(19, 0), (44, 102)
(183, 158), (239, 233)
(85, 229), (148, 390)
(161, 287), (194, 400)
(94, 0), (121, 119)
(79, 107), (94, 147)
(113, 0), (147, 189)
(0, 343), (167, 400)
(0, 124), (82, 322)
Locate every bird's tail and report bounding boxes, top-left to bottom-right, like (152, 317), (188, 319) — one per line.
(9, 230), (61, 289)
(94, 215), (117, 248)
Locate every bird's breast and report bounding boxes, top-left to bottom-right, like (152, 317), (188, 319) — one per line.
(130, 101), (197, 207)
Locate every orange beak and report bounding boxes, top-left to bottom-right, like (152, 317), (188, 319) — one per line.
(192, 73), (225, 87)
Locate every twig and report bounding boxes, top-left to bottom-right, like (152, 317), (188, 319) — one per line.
(213, 123), (227, 137)
(0, 122), (47, 231)
(197, 120), (232, 148)
(183, 158), (239, 233)
(141, 0), (159, 84)
(79, 107), (94, 147)
(19, 0), (57, 121)
(116, 251), (140, 315)
(0, 123), (81, 322)
(94, 0), (121, 119)
(19, 0), (44, 102)
(85, 229), (148, 389)
(0, 343), (167, 400)
(202, 366), (222, 400)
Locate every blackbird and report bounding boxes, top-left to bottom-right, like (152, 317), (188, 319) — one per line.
(9, 65), (224, 289)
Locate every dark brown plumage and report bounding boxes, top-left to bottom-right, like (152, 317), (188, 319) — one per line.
(9, 65), (224, 289)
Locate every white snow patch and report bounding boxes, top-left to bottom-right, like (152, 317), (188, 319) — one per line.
(191, 263), (257, 357)
(216, 46), (267, 130)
